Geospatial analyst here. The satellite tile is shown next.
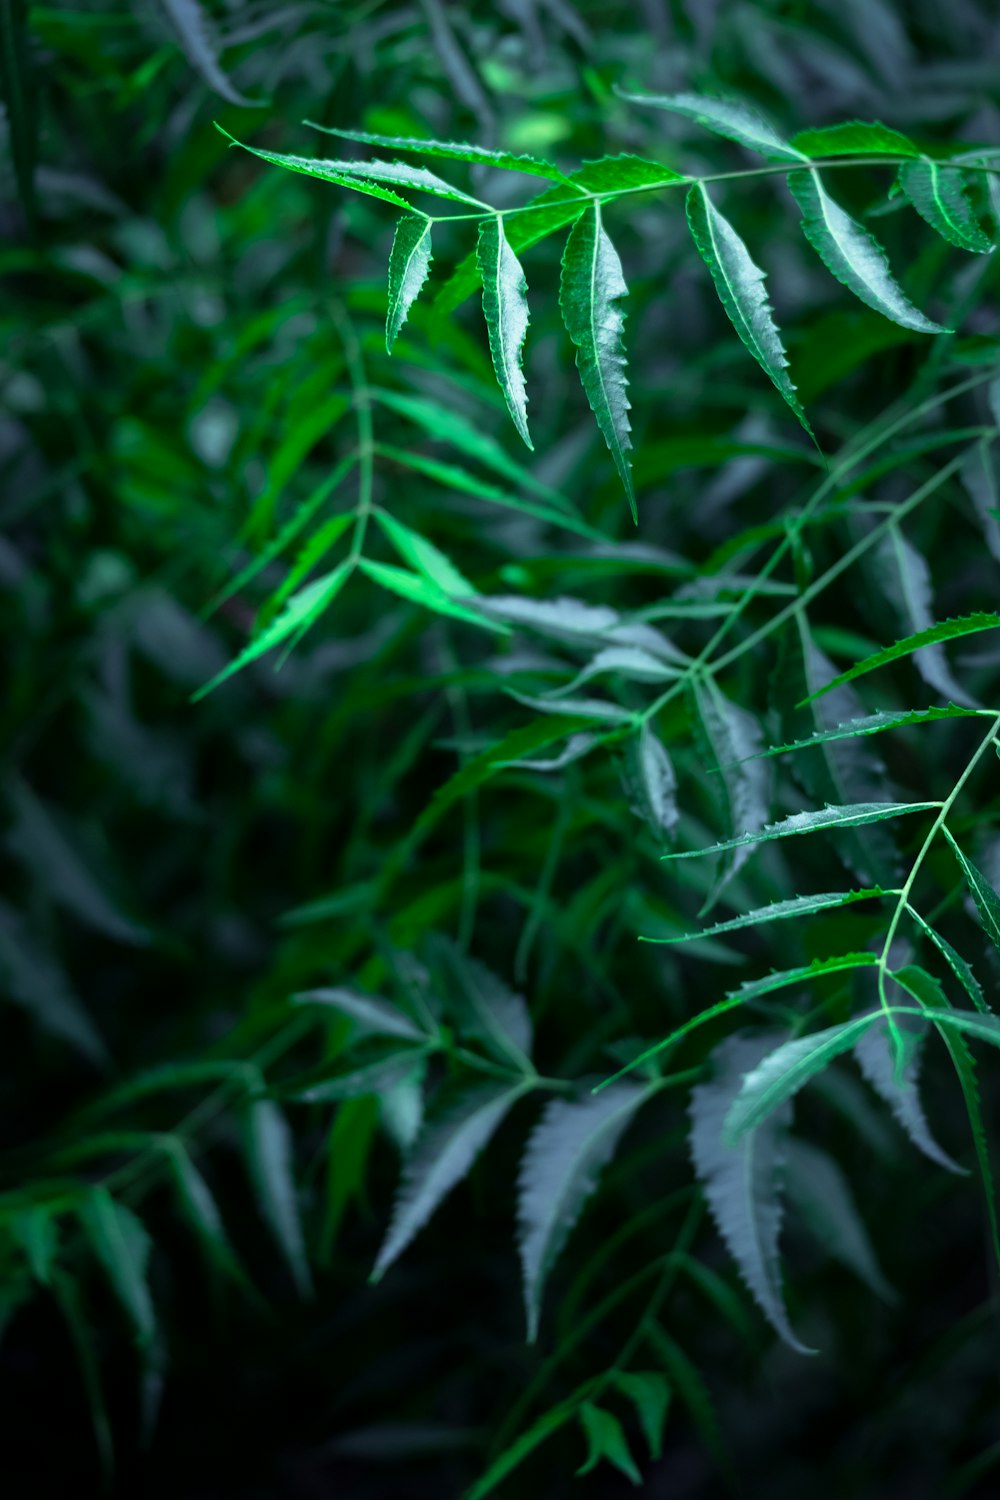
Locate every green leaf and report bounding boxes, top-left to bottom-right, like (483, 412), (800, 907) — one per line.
(433, 938), (533, 1065)
(559, 204), (635, 518)
(943, 828), (1000, 955)
(800, 615), (1000, 704)
(359, 558), (498, 631)
(755, 706), (988, 760)
(689, 677), (768, 903)
(854, 1011), (963, 1172)
(788, 168), (945, 332)
(478, 217), (533, 449)
(463, 1386), (592, 1500)
(576, 1403), (642, 1485)
(619, 90), (801, 161)
(624, 723), (679, 841)
(647, 887), (890, 943)
(386, 216), (433, 351)
(517, 1084), (650, 1341)
(78, 1188), (155, 1347)
(907, 907), (988, 1014)
(373, 1083), (529, 1281)
(665, 800), (938, 859)
(162, 0), (261, 107)
(875, 529), (979, 707)
(611, 1372), (671, 1461)
(304, 123), (566, 182)
(292, 987), (425, 1040)
(193, 562), (352, 699)
(691, 1034), (812, 1352)
(506, 690), (635, 724)
(784, 1139), (895, 1300)
(724, 1016), (882, 1143)
(244, 1099), (312, 1298)
(163, 1142), (249, 1286)
(790, 121), (919, 158)
(289, 1047), (431, 1104)
(899, 161), (994, 253)
(373, 510), (474, 595)
(685, 182), (813, 438)
(11, 1205), (59, 1285)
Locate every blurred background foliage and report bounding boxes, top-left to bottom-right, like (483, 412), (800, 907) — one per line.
(3, 0), (1000, 1495)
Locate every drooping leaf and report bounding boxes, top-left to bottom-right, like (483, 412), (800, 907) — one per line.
(725, 1017), (885, 1142)
(790, 120), (918, 158)
(788, 169), (945, 333)
(876, 528), (979, 705)
(943, 827), (1000, 955)
(576, 1403), (642, 1485)
(386, 216), (433, 351)
(292, 986), (425, 1040)
(433, 938), (533, 1066)
(784, 1139), (895, 1300)
(0, 900), (107, 1063)
(899, 161), (994, 253)
(611, 1372), (671, 1461)
(304, 123), (566, 182)
(558, 204), (635, 519)
(664, 800), (938, 860)
(517, 1084), (649, 1340)
(552, 647), (681, 696)
(854, 1012), (964, 1172)
(161, 0), (261, 107)
(647, 887), (890, 943)
(478, 217), (533, 448)
(690, 1033), (811, 1352)
(78, 1188), (155, 1347)
(689, 676), (768, 903)
(907, 907), (988, 1014)
(623, 723), (679, 840)
(619, 90), (801, 161)
(373, 1082), (529, 1281)
(685, 182), (812, 437)
(755, 706), (988, 760)
(244, 1098), (312, 1297)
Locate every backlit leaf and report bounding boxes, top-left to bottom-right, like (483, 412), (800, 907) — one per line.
(478, 216), (533, 448)
(386, 216), (433, 351)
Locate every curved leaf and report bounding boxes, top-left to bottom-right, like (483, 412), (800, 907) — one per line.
(304, 123), (566, 182)
(790, 121), (918, 158)
(800, 614), (1000, 704)
(478, 217), (533, 448)
(854, 1012), (963, 1172)
(724, 1016), (881, 1142)
(79, 1188), (155, 1347)
(292, 986), (425, 1040)
(689, 677), (768, 903)
(942, 828), (1000, 955)
(648, 887), (889, 943)
(244, 1099), (312, 1297)
(664, 800), (938, 859)
(162, 0), (261, 107)
(576, 1403), (642, 1484)
(899, 161), (994, 253)
(386, 216), (433, 351)
(620, 90), (801, 161)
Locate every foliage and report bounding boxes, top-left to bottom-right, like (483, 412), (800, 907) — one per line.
(4, 1), (1000, 1495)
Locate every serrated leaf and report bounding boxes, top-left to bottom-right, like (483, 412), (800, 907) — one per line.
(624, 723), (679, 840)
(193, 562), (352, 699)
(854, 1011), (963, 1172)
(788, 168), (945, 333)
(78, 1188), (155, 1347)
(517, 1084), (649, 1341)
(667, 800), (939, 859)
(877, 528), (979, 706)
(691, 1034), (810, 1352)
(373, 1083), (528, 1281)
(784, 1139), (894, 1300)
(961, 443), (1000, 563)
(756, 706), (988, 760)
(724, 1017), (881, 1144)
(689, 677), (768, 903)
(620, 89), (801, 161)
(648, 887), (889, 943)
(373, 510), (474, 596)
(611, 1372), (671, 1461)
(686, 182), (812, 436)
(162, 0), (261, 107)
(553, 647), (680, 696)
(304, 123), (565, 182)
(943, 827), (1000, 956)
(800, 614), (1000, 704)
(386, 216), (433, 351)
(899, 161), (994, 253)
(216, 126), (419, 212)
(433, 939), (533, 1065)
(244, 1099), (312, 1297)
(790, 120), (918, 158)
(292, 986), (425, 1040)
(907, 907), (988, 1014)
(358, 559), (498, 631)
(478, 217), (533, 448)
(559, 204), (635, 519)
(576, 1403), (642, 1484)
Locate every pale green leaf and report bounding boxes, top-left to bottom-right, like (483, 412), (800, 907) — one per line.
(789, 168), (946, 332)
(373, 510), (474, 595)
(686, 182), (812, 437)
(164, 0), (262, 107)
(576, 1403), (642, 1485)
(289, 1048), (432, 1104)
(724, 1017), (882, 1143)
(292, 986), (425, 1040)
(855, 1011), (963, 1172)
(358, 559), (498, 631)
(800, 614), (1000, 704)
(619, 90), (801, 161)
(689, 677), (768, 902)
(624, 722), (679, 840)
(478, 217), (533, 448)
(899, 161), (994, 253)
(907, 907), (988, 1014)
(790, 120), (918, 158)
(304, 123), (565, 182)
(506, 690), (635, 724)
(386, 216), (433, 351)
(877, 528), (979, 706)
(559, 204), (635, 518)
(433, 938), (533, 1065)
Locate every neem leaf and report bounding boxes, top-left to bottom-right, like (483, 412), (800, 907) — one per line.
(359, 558), (498, 631)
(691, 1033), (812, 1352)
(619, 90), (801, 161)
(907, 907), (988, 1015)
(754, 706), (988, 760)
(784, 1139), (895, 1300)
(647, 887), (889, 943)
(624, 722), (679, 841)
(373, 510), (474, 595)
(611, 1372), (671, 1461)
(943, 827), (1000, 955)
(292, 986), (425, 1040)
(788, 168), (945, 333)
(386, 216), (433, 351)
(576, 1404), (642, 1485)
(664, 801), (938, 859)
(244, 1098), (312, 1297)
(790, 120), (918, 158)
(478, 216), (533, 449)
(724, 1017), (881, 1143)
(78, 1188), (155, 1347)
(854, 1012), (963, 1172)
(559, 204), (635, 519)
(163, 0), (262, 107)
(686, 182), (812, 438)
(799, 614), (1000, 704)
(689, 677), (768, 903)
(899, 161), (994, 253)
(303, 123), (566, 182)
(517, 1084), (649, 1341)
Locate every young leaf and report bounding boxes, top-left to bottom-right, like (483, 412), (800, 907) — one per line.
(724, 1016), (883, 1142)
(899, 161), (994, 254)
(689, 677), (768, 902)
(619, 90), (802, 161)
(685, 182), (812, 437)
(373, 510), (474, 595)
(664, 801), (938, 859)
(611, 1372), (671, 1461)
(646, 887), (889, 944)
(478, 217), (533, 449)
(193, 562), (352, 699)
(292, 986), (425, 1040)
(854, 1013), (964, 1172)
(790, 121), (918, 158)
(559, 204), (635, 520)
(78, 1188), (155, 1348)
(358, 559), (498, 631)
(943, 827), (1000, 955)
(576, 1403), (642, 1485)
(553, 646), (680, 696)
(244, 1099), (312, 1297)
(690, 1033), (811, 1352)
(373, 1083), (528, 1281)
(386, 217), (433, 351)
(788, 169), (945, 333)
(784, 1139), (895, 1300)
(304, 123), (565, 182)
(517, 1084), (649, 1341)
(623, 723), (679, 841)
